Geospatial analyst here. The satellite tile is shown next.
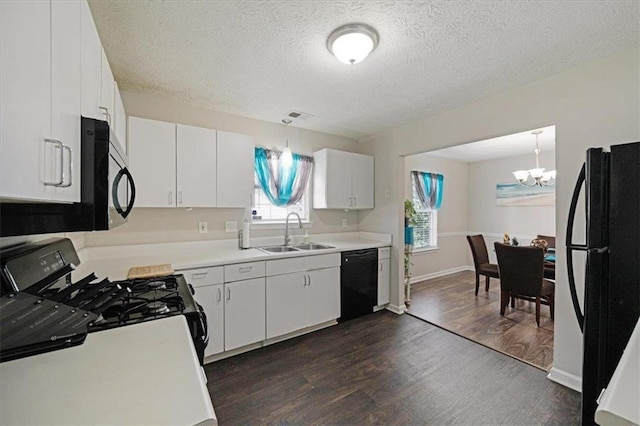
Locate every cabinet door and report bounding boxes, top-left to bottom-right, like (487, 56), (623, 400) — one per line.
(351, 153), (374, 209)
(377, 258), (390, 305)
(128, 117), (176, 207)
(216, 131), (254, 208)
(51, 0), (82, 202)
(100, 47), (115, 126)
(224, 278), (266, 351)
(0, 0), (52, 201)
(307, 267), (340, 326)
(113, 83), (127, 150)
(266, 272), (307, 339)
(80, 0), (102, 120)
(193, 284), (224, 358)
(325, 150), (353, 209)
(176, 124), (216, 207)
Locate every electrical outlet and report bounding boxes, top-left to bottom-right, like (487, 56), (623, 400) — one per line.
(384, 190), (390, 198)
(225, 221), (237, 232)
(342, 219), (347, 228)
(198, 222), (208, 234)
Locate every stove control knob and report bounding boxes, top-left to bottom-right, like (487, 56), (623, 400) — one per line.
(188, 283), (195, 295)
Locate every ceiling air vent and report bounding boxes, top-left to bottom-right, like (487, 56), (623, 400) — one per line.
(287, 111), (314, 121)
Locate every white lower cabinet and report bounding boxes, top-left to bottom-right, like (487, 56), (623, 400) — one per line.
(195, 284), (224, 357)
(377, 247), (391, 305)
(266, 254), (340, 339)
(224, 277), (265, 351)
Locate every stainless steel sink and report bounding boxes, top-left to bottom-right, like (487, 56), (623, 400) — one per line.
(292, 243), (335, 250)
(257, 246), (300, 253)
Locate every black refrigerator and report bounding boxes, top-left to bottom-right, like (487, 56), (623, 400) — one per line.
(566, 141), (640, 425)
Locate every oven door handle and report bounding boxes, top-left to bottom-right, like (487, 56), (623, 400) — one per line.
(112, 167), (136, 219)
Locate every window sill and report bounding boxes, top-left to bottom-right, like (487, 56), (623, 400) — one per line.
(250, 221), (313, 231)
(411, 246), (439, 254)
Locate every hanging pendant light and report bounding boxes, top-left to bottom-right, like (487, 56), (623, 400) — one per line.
(513, 130), (556, 187)
(281, 119), (293, 168)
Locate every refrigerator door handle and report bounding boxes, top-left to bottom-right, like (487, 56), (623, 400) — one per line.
(566, 163), (586, 332)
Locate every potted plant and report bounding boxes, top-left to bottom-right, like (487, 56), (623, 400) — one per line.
(404, 200), (417, 305)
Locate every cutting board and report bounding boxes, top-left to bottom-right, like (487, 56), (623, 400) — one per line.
(127, 264), (174, 279)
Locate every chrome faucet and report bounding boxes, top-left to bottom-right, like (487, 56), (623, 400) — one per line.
(284, 212), (303, 246)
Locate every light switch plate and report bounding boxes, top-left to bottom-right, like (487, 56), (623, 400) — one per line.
(198, 222), (208, 234)
(342, 219), (347, 228)
(225, 221), (238, 232)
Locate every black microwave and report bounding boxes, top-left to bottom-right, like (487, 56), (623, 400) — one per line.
(0, 118), (136, 237)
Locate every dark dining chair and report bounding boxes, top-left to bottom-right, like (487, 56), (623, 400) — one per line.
(536, 234), (556, 248)
(494, 242), (555, 327)
(466, 235), (500, 295)
(536, 234), (556, 280)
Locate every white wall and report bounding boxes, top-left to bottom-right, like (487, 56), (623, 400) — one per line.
(404, 153), (469, 280)
(84, 90), (361, 247)
(359, 48), (639, 390)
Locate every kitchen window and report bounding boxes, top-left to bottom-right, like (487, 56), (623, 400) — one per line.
(412, 180), (437, 249)
(252, 178), (310, 223)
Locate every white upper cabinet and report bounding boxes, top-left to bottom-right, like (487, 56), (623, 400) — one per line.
(176, 124), (217, 208)
(100, 48), (115, 126)
(51, 0), (82, 202)
(216, 131), (255, 208)
(113, 83), (127, 149)
(128, 117), (176, 207)
(313, 149), (374, 210)
(129, 117), (253, 209)
(1, 0), (81, 203)
(80, 0), (102, 120)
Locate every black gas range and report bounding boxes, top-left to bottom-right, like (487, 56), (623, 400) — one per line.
(0, 238), (208, 364)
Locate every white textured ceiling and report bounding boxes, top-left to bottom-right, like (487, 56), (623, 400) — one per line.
(426, 126), (555, 163)
(88, 1), (639, 140)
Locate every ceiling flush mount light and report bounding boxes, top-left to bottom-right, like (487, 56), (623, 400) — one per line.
(327, 23), (379, 65)
(513, 130), (556, 187)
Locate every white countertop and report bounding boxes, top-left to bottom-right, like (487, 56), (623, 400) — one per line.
(74, 232), (392, 281)
(595, 318), (640, 425)
(0, 316), (216, 426)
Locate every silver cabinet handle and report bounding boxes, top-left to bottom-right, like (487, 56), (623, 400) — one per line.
(354, 196), (357, 207)
(303, 275), (308, 286)
(178, 190), (183, 205)
(191, 272), (208, 279)
(59, 144), (73, 188)
(307, 274), (311, 286)
(238, 266), (252, 273)
(98, 106), (111, 125)
(226, 287), (231, 301)
(44, 139), (64, 186)
(217, 287), (221, 302)
(168, 191), (173, 205)
(379, 262), (383, 272)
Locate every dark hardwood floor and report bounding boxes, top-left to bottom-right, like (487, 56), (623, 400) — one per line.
(408, 270), (554, 371)
(205, 311), (579, 425)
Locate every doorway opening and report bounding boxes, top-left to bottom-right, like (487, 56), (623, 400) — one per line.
(403, 125), (557, 371)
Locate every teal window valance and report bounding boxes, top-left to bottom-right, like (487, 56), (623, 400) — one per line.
(411, 171), (444, 210)
(254, 147), (313, 207)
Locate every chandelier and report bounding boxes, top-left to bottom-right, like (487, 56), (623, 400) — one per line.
(513, 130), (556, 186)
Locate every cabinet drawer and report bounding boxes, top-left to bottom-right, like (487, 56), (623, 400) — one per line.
(179, 266), (224, 288)
(224, 261), (265, 282)
(266, 253), (340, 277)
(378, 247), (390, 260)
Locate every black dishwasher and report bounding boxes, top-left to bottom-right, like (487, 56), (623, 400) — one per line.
(339, 248), (378, 322)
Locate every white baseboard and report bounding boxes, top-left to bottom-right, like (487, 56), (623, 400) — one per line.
(547, 367), (582, 392)
(387, 303), (407, 314)
(409, 265), (473, 283)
